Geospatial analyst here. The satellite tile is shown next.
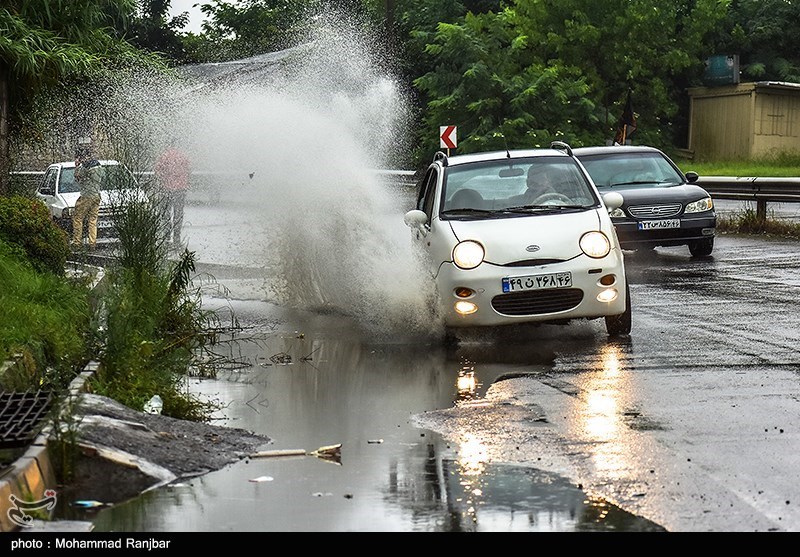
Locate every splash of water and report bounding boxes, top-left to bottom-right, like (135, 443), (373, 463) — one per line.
(176, 17), (443, 340)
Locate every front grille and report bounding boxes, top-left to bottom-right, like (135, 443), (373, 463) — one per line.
(0, 390), (53, 449)
(491, 288), (584, 316)
(503, 258), (564, 267)
(629, 203), (682, 218)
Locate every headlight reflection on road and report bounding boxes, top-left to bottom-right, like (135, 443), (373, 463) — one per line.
(455, 432), (488, 525)
(456, 361), (479, 403)
(582, 344), (629, 478)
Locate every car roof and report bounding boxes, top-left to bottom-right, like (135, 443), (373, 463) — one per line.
(439, 148), (572, 167)
(48, 160), (121, 169)
(571, 145), (665, 157)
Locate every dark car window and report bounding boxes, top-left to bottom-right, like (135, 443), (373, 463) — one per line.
(419, 168), (439, 220)
(58, 168), (79, 193)
(441, 157), (597, 213)
(579, 152), (684, 188)
(102, 165), (136, 191)
(40, 169), (57, 195)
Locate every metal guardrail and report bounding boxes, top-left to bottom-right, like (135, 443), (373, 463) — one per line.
(9, 170), (800, 218)
(696, 176), (800, 219)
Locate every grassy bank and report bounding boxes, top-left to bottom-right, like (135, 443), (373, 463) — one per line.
(675, 151), (800, 177)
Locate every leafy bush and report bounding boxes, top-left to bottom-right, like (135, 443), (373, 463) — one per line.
(0, 195), (70, 275)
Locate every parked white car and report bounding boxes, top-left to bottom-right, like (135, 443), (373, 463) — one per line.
(404, 141), (631, 337)
(35, 160), (140, 240)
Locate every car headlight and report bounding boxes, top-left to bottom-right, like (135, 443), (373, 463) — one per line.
(580, 231), (611, 258)
(608, 207), (625, 218)
(684, 197), (713, 213)
(453, 240), (485, 269)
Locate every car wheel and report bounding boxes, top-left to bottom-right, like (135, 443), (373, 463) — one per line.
(689, 237), (714, 257)
(605, 283), (631, 337)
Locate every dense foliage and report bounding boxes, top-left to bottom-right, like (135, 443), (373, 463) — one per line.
(0, 195), (71, 275)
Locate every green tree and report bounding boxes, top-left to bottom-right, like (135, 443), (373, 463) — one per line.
(711, 0), (800, 83)
(0, 0), (160, 194)
(128, 0), (190, 62)
(411, 0), (729, 163)
(185, 0), (321, 62)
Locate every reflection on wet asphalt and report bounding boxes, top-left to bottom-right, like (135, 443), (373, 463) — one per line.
(87, 293), (661, 532)
(88, 230), (800, 532)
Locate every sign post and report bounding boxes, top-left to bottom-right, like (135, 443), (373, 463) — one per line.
(440, 125), (457, 155)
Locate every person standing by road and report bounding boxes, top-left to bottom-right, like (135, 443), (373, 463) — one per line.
(155, 138), (191, 245)
(72, 147), (105, 249)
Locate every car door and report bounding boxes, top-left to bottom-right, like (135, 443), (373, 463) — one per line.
(37, 167), (59, 219)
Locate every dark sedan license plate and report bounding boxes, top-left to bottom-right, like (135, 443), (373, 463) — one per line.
(97, 220), (114, 229)
(502, 271), (572, 292)
(638, 219), (680, 230)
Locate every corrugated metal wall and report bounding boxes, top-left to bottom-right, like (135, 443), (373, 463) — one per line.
(689, 83), (800, 161)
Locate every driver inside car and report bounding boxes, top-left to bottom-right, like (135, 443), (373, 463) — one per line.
(523, 164), (562, 203)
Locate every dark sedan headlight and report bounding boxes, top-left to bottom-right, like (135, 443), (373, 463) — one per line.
(684, 197), (713, 214)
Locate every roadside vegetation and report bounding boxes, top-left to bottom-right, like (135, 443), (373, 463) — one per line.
(0, 189), (226, 422)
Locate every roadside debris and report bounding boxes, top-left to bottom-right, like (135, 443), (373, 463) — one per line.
(250, 449), (306, 458)
(367, 439), (384, 444)
(143, 395), (163, 415)
(249, 476), (274, 483)
(249, 444), (342, 465)
(269, 352), (292, 365)
(310, 444), (342, 465)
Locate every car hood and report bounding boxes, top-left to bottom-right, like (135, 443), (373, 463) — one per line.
(448, 209), (604, 265)
(60, 189), (145, 208)
(598, 183), (710, 205)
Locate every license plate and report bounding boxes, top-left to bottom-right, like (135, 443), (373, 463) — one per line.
(502, 271), (572, 292)
(638, 219), (680, 230)
(97, 220), (114, 229)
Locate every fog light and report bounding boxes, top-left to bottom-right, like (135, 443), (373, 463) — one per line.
(454, 287), (475, 298)
(599, 274), (616, 286)
(454, 301), (478, 315)
(597, 288), (618, 303)
(702, 228), (715, 236)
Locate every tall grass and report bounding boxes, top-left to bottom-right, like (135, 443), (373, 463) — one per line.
(90, 191), (225, 421)
(676, 151), (800, 177)
(0, 239), (93, 391)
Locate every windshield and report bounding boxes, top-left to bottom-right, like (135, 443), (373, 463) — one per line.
(441, 157), (598, 217)
(578, 152), (684, 189)
(58, 164), (137, 194)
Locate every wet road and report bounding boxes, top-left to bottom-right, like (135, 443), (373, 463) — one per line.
(83, 200), (800, 533)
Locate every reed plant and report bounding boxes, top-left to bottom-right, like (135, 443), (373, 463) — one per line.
(90, 190), (224, 421)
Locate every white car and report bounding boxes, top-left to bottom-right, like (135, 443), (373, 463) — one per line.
(404, 141), (631, 337)
(35, 160), (140, 240)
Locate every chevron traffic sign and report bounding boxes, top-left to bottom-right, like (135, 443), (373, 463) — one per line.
(440, 125), (457, 149)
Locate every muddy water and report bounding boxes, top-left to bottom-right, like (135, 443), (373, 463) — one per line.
(86, 294), (663, 532)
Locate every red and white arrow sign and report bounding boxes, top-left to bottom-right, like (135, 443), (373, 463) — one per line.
(440, 125), (457, 149)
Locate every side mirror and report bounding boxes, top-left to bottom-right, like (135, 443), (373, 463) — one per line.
(602, 192), (624, 211)
(685, 171), (699, 183)
(404, 209), (428, 229)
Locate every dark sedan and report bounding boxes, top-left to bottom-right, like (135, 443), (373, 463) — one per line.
(573, 145), (716, 257)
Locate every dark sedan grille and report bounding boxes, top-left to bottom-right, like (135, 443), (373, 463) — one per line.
(628, 203), (682, 218)
(491, 288), (584, 316)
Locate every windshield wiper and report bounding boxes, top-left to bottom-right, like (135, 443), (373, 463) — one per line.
(441, 208), (496, 216)
(608, 179), (681, 187)
(503, 204), (586, 213)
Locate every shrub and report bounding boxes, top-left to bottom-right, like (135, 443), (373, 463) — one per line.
(0, 195), (70, 275)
